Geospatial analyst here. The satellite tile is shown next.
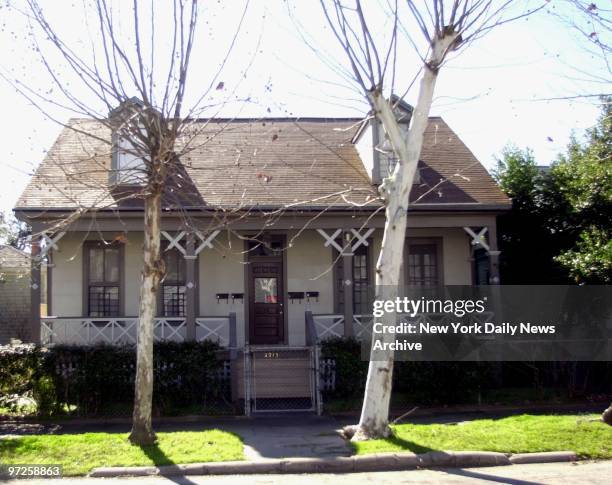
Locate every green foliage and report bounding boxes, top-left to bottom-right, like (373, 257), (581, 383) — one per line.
(0, 341), (227, 417)
(320, 337), (492, 405)
(32, 376), (59, 416)
(495, 100), (612, 284)
(353, 414), (612, 459)
(556, 227), (612, 283)
(320, 337), (367, 398)
(0, 211), (29, 250)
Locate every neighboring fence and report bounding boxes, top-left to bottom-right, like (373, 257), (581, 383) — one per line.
(41, 314), (235, 347)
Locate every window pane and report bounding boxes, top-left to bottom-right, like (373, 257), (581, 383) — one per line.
(89, 248), (104, 283)
(163, 285), (185, 317)
(254, 277), (277, 303)
(88, 286), (119, 317)
(408, 244), (438, 286)
(105, 248), (120, 283)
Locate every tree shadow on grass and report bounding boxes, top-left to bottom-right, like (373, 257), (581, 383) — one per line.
(349, 433), (439, 454)
(137, 442), (199, 485)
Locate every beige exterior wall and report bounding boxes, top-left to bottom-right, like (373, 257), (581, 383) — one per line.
(49, 227), (472, 344)
(286, 230), (335, 346)
(198, 232), (246, 345)
(49, 232), (84, 317)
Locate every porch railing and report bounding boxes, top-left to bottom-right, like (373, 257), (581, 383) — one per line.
(307, 313), (374, 342)
(41, 314), (235, 347)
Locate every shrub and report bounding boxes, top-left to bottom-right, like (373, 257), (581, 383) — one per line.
(0, 341), (227, 417)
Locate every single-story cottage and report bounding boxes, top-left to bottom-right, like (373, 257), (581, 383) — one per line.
(14, 102), (509, 412)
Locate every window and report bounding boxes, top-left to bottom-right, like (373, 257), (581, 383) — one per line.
(161, 248), (186, 317)
(113, 128), (147, 185)
(86, 243), (122, 317)
(335, 244), (372, 314)
(406, 242), (441, 286)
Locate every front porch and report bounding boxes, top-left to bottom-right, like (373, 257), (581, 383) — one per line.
(27, 214), (501, 412)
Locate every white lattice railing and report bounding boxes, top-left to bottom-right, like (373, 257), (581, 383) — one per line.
(195, 316), (231, 347)
(311, 314), (345, 340)
(353, 314), (374, 340)
(40, 316), (232, 346)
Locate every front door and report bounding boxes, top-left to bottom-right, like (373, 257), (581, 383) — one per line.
(249, 260), (284, 344)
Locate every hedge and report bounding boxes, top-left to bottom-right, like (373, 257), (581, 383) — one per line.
(0, 341), (229, 417)
(320, 337), (612, 407)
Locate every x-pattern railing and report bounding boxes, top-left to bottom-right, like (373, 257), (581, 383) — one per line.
(195, 317), (230, 347)
(312, 314), (345, 340)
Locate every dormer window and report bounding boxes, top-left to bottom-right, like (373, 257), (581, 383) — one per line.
(112, 129), (148, 185)
(109, 98), (149, 186)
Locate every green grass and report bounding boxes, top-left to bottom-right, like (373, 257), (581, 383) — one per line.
(0, 430), (244, 476)
(353, 414), (612, 459)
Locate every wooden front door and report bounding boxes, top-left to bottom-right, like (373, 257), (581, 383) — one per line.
(249, 260), (284, 344)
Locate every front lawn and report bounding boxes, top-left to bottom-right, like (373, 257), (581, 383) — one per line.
(353, 414), (612, 459)
(0, 429), (243, 476)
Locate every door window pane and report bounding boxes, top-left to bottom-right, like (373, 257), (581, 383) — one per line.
(104, 248), (120, 283)
(89, 248), (105, 282)
(254, 277), (277, 303)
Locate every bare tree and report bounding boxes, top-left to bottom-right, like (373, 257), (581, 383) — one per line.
(319, 0), (544, 440)
(3, 0), (252, 445)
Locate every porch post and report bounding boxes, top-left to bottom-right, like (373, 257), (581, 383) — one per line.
(342, 230), (354, 337)
(487, 222), (501, 285)
(185, 233), (197, 340)
(30, 239), (41, 343)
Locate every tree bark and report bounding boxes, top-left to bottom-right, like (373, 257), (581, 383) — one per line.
(129, 189), (163, 445)
(351, 35), (457, 441)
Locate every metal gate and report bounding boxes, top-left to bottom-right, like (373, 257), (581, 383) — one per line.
(244, 346), (321, 414)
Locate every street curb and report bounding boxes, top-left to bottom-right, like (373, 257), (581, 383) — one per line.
(509, 451), (577, 464)
(89, 450), (577, 477)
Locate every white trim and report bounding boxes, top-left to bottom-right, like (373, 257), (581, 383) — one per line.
(350, 227), (375, 252)
(316, 228), (344, 253)
(463, 226), (490, 251)
(195, 230), (220, 255)
(38, 231), (65, 259)
(162, 231), (187, 255)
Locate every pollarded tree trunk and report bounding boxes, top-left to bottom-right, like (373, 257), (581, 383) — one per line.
(351, 34), (457, 441)
(129, 188), (163, 445)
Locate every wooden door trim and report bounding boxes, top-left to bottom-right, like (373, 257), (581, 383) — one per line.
(244, 234), (288, 346)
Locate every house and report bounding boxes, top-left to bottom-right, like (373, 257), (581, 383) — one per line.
(0, 245), (34, 343)
(14, 104), (509, 412)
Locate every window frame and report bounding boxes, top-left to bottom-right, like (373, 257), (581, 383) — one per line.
(158, 243), (188, 318)
(83, 241), (125, 317)
(404, 237), (444, 287)
(333, 239), (374, 314)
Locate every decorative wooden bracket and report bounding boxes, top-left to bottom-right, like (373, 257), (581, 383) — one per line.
(195, 230), (220, 255)
(162, 231), (187, 255)
(350, 228), (375, 252)
(316, 229), (344, 253)
(463, 227), (490, 252)
(37, 231), (66, 259)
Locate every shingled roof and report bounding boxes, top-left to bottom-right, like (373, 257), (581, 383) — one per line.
(15, 117), (509, 212)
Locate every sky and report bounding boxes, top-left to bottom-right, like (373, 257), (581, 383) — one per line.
(0, 0), (608, 216)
